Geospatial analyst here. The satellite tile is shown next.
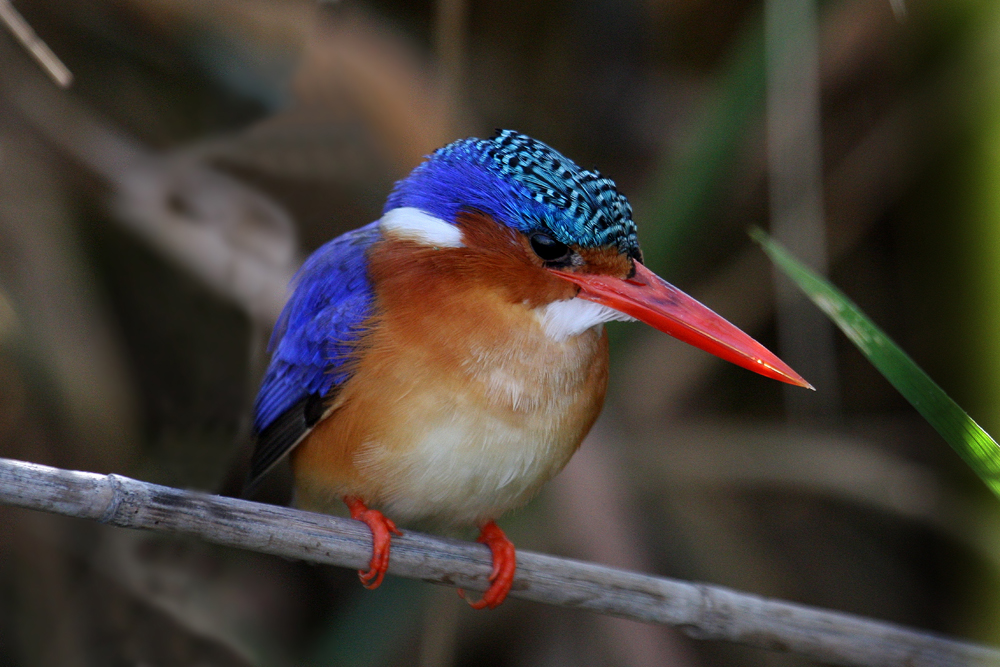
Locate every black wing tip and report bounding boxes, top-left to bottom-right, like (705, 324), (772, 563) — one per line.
(245, 393), (328, 495)
(241, 472), (264, 499)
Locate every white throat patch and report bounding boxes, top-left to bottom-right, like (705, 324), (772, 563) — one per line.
(379, 207), (464, 247)
(534, 298), (635, 342)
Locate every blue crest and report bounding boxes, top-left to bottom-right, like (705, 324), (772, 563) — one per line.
(384, 130), (639, 256)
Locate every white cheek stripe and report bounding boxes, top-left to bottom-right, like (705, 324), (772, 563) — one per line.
(379, 207), (464, 248)
(534, 298), (635, 342)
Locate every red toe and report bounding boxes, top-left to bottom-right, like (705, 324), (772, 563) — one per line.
(459, 520), (516, 609)
(344, 496), (402, 590)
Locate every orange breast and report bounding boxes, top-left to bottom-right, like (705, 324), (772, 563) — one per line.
(290, 225), (609, 527)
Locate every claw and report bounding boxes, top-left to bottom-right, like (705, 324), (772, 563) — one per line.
(344, 496), (402, 590)
(458, 520), (516, 609)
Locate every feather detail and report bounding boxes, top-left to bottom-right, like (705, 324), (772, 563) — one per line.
(246, 393), (330, 493)
(289, 215), (609, 526)
(533, 298), (635, 342)
(383, 130), (639, 258)
(380, 207), (464, 247)
(248, 222), (380, 492)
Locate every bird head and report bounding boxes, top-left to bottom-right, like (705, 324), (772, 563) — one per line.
(381, 130), (810, 388)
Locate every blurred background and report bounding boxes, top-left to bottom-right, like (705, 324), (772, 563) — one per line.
(0, 0), (997, 665)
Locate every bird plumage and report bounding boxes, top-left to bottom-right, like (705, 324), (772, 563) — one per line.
(383, 130), (640, 257)
(249, 130), (809, 607)
(249, 221), (380, 486)
(289, 208), (612, 525)
(250, 131), (642, 498)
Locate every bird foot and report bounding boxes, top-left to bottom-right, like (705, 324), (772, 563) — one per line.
(458, 520), (516, 609)
(344, 496), (402, 590)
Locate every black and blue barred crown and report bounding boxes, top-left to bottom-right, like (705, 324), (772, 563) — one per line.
(384, 130), (640, 257)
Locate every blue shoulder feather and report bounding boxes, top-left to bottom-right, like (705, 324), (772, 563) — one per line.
(253, 220), (381, 434)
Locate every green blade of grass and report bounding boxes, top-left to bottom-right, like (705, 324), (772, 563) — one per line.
(751, 228), (1000, 499)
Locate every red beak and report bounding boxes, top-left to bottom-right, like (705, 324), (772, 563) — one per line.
(552, 262), (812, 389)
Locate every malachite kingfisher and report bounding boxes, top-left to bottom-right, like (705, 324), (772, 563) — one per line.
(248, 130), (810, 609)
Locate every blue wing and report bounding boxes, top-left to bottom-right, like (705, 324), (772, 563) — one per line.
(249, 220), (381, 486)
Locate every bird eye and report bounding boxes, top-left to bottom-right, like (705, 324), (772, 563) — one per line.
(529, 233), (571, 263)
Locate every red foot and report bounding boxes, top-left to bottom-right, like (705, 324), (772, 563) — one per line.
(458, 520), (516, 609)
(344, 496), (402, 590)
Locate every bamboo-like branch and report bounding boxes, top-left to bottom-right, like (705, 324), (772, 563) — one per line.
(0, 457), (996, 667)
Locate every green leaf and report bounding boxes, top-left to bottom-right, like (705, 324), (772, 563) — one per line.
(751, 228), (1000, 499)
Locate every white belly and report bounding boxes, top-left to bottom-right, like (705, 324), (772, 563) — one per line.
(352, 324), (606, 527)
(356, 406), (579, 526)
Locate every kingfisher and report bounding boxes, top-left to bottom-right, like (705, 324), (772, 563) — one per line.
(248, 130), (810, 609)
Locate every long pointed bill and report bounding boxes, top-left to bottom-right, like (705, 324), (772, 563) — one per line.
(552, 262), (812, 389)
